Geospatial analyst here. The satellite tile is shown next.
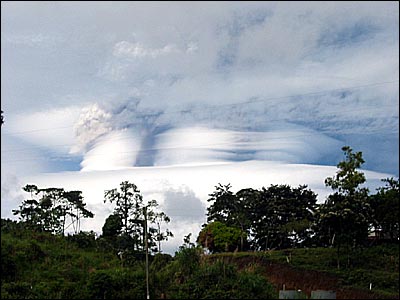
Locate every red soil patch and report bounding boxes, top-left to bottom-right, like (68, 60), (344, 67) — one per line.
(211, 255), (399, 299)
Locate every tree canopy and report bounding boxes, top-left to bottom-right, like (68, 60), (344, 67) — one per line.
(103, 181), (172, 253)
(12, 184), (93, 235)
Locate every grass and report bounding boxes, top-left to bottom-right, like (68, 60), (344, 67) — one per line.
(210, 244), (399, 297)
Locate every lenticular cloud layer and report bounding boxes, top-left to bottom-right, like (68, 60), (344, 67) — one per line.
(72, 100), (344, 171)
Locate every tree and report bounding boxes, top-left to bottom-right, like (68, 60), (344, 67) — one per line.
(207, 184), (251, 250)
(197, 221), (243, 253)
(104, 181), (172, 253)
(316, 146), (371, 268)
(250, 184), (317, 250)
(207, 183), (237, 225)
(144, 200), (173, 253)
(64, 190), (94, 234)
(12, 184), (94, 235)
(205, 183), (317, 251)
(102, 214), (123, 238)
(150, 211), (173, 253)
(12, 185), (41, 231)
(369, 177), (399, 242)
(104, 181), (143, 238)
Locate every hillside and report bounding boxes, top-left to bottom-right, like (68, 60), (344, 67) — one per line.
(1, 220), (398, 299)
(211, 246), (399, 299)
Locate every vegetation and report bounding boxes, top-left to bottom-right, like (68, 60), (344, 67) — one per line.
(0, 222), (278, 299)
(103, 181), (173, 253)
(204, 183), (318, 251)
(197, 221), (244, 253)
(1, 146), (399, 299)
(12, 184), (94, 235)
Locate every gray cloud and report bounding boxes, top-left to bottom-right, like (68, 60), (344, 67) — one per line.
(162, 186), (206, 223)
(1, 174), (25, 220)
(1, 2), (398, 176)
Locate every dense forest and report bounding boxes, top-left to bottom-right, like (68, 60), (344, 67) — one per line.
(1, 146), (399, 299)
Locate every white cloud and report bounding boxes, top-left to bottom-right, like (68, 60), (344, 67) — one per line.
(80, 129), (141, 171)
(153, 125), (342, 166)
(113, 41), (180, 59)
(3, 106), (80, 151)
(1, 173), (25, 220)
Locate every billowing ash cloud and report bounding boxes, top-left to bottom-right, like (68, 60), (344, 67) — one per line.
(71, 96), (351, 171)
(70, 103), (113, 154)
(70, 78), (398, 171)
(2, 2), (398, 175)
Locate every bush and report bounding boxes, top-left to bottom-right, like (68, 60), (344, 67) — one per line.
(87, 271), (114, 299)
(67, 231), (97, 249)
(1, 282), (32, 299)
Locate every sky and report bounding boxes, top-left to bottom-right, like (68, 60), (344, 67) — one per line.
(1, 1), (399, 254)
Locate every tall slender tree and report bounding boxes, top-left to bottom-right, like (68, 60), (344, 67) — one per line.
(316, 146), (371, 268)
(104, 181), (172, 252)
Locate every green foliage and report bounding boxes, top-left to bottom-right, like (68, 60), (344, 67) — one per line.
(159, 246), (277, 299)
(174, 246), (202, 277)
(207, 183), (237, 225)
(103, 181), (172, 253)
(266, 245), (399, 295)
(12, 184), (94, 235)
(251, 184), (318, 250)
(102, 213), (123, 238)
(198, 221), (244, 253)
(66, 231), (97, 249)
(325, 146), (367, 196)
(1, 217), (398, 299)
(315, 146), (373, 270)
(206, 183), (317, 251)
(1, 282), (32, 299)
(369, 177), (399, 241)
(104, 181), (143, 237)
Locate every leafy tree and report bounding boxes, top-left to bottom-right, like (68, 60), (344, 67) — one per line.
(12, 186), (40, 230)
(102, 213), (123, 238)
(234, 188), (258, 250)
(149, 210), (173, 253)
(207, 184), (252, 250)
(197, 221), (244, 253)
(104, 181), (143, 238)
(143, 199), (173, 253)
(207, 183), (237, 225)
(250, 184), (317, 250)
(369, 177), (399, 242)
(13, 184), (93, 235)
(206, 183), (317, 251)
(316, 146), (371, 268)
(104, 181), (172, 253)
(38, 187), (65, 233)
